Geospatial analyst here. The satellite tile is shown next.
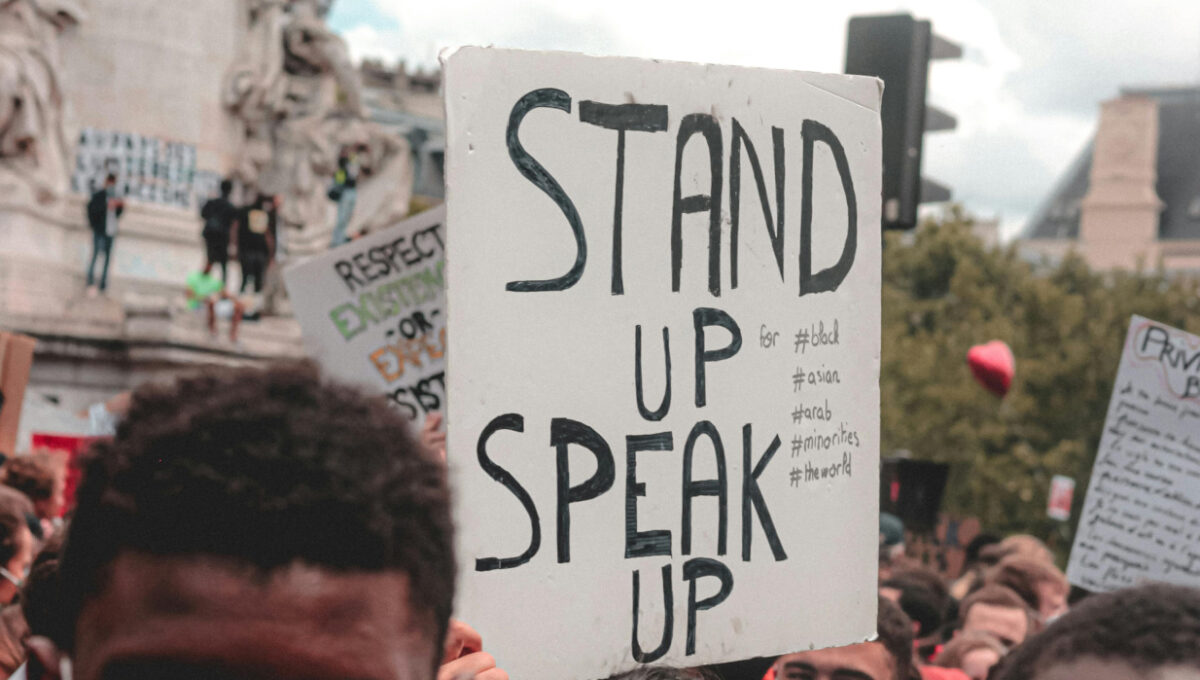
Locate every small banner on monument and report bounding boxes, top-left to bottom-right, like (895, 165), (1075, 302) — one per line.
(443, 47), (883, 679)
(283, 206), (446, 425)
(1067, 316), (1200, 592)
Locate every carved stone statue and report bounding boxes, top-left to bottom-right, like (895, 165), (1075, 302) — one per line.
(223, 0), (411, 245)
(0, 0), (86, 205)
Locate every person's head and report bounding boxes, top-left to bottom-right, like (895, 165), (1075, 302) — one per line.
(987, 556), (1069, 622)
(997, 535), (1053, 565)
(991, 583), (1200, 680)
(36, 362), (454, 680)
(22, 527), (68, 679)
(885, 567), (950, 627)
(962, 533), (1000, 571)
(2, 453), (66, 521)
(219, 179), (233, 197)
(880, 576), (944, 640)
(957, 585), (1035, 648)
(774, 597), (914, 680)
(102, 174), (115, 189)
(935, 631), (1006, 680)
(0, 487), (34, 605)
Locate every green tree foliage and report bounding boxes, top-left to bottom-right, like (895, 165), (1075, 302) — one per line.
(881, 207), (1200, 552)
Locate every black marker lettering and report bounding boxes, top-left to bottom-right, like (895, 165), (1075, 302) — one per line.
(506, 89), (586, 292)
(742, 424), (787, 561)
(631, 564), (673, 662)
(672, 114), (723, 296)
(681, 421), (728, 556)
(475, 414), (541, 571)
(635, 325), (672, 421)
(683, 557), (733, 656)
(335, 260), (365, 293)
(800, 119), (857, 296)
(730, 120), (785, 287)
(693, 307), (742, 408)
(626, 433), (674, 558)
(553, 417), (615, 563)
(579, 101), (669, 295)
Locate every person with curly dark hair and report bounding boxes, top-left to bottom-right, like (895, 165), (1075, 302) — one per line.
(990, 582), (1200, 680)
(20, 362), (503, 680)
(770, 597), (917, 680)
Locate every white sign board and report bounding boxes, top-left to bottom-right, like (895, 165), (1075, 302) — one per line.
(444, 48), (882, 679)
(1067, 316), (1200, 592)
(283, 206), (446, 422)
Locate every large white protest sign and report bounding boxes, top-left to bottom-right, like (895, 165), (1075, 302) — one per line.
(1067, 316), (1200, 592)
(444, 48), (882, 679)
(283, 206), (446, 422)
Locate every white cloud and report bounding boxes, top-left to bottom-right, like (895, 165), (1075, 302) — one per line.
(336, 0), (1197, 241)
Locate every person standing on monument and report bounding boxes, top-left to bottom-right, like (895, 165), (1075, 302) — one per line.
(328, 147), (359, 248)
(234, 193), (275, 294)
(200, 179), (238, 285)
(85, 174), (123, 296)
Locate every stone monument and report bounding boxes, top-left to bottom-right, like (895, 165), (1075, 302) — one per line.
(0, 0), (412, 416)
(223, 0), (411, 253)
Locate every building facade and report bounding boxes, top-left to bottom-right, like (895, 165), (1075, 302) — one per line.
(0, 1), (428, 444)
(1021, 86), (1200, 271)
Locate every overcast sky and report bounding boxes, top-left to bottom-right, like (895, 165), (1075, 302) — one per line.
(329, 0), (1200, 239)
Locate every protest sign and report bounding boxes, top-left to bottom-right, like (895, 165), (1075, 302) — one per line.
(1067, 316), (1200, 591)
(283, 206), (446, 423)
(0, 331), (36, 455)
(444, 48), (882, 679)
(1047, 475), (1074, 522)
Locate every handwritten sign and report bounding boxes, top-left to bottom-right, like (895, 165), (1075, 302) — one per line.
(1067, 316), (1200, 591)
(283, 206), (446, 422)
(444, 48), (882, 679)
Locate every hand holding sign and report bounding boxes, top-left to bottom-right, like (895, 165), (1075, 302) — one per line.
(439, 620), (509, 680)
(422, 412), (447, 459)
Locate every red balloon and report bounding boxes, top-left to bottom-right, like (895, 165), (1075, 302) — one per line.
(967, 340), (1015, 397)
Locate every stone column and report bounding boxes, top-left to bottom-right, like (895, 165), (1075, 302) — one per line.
(1079, 95), (1164, 269)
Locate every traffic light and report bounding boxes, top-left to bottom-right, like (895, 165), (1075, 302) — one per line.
(845, 14), (959, 230)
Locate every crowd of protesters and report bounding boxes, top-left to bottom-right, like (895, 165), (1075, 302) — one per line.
(0, 363), (1196, 680)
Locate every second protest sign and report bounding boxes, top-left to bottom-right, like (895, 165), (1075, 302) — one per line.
(445, 48), (883, 679)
